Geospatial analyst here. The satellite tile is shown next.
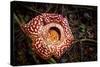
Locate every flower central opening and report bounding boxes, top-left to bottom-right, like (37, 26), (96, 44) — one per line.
(47, 27), (61, 43)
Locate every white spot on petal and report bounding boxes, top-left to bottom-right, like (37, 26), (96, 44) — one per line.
(34, 21), (37, 25)
(35, 29), (37, 32)
(30, 26), (34, 31)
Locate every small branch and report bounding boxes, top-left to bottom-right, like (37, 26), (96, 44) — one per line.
(18, 14), (26, 24)
(72, 39), (97, 45)
(62, 5), (65, 15)
(18, 3), (41, 14)
(45, 5), (52, 12)
(54, 5), (58, 13)
(13, 13), (21, 25)
(14, 13), (26, 25)
(47, 58), (57, 64)
(31, 7), (41, 14)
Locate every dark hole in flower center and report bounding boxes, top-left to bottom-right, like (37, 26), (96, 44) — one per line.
(47, 27), (61, 43)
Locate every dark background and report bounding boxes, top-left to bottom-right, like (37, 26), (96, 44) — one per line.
(11, 1), (97, 66)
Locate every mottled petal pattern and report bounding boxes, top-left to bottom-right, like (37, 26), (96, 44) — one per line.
(21, 13), (74, 60)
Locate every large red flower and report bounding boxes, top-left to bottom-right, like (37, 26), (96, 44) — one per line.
(21, 13), (74, 60)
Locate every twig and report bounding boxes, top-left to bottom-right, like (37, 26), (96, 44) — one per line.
(47, 58), (57, 64)
(18, 3), (42, 14)
(54, 5), (58, 13)
(62, 5), (65, 15)
(18, 14), (26, 24)
(14, 13), (26, 25)
(72, 39), (97, 45)
(31, 7), (41, 14)
(45, 5), (52, 12)
(13, 13), (21, 25)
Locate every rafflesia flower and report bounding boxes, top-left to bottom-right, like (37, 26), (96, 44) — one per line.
(21, 13), (74, 60)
